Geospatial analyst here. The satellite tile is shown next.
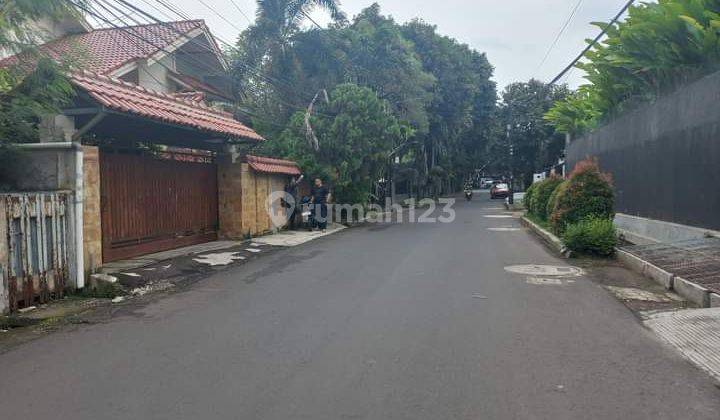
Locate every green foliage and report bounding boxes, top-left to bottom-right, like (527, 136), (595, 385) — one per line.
(546, 0), (720, 135)
(549, 159), (614, 234)
(0, 0), (81, 52)
(523, 182), (538, 211)
(233, 3), (496, 197)
(546, 180), (567, 224)
(492, 80), (569, 186)
(0, 1), (81, 185)
(263, 84), (410, 204)
(527, 177), (564, 220)
(562, 216), (617, 257)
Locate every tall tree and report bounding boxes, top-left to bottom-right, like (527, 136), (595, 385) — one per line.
(495, 80), (569, 187)
(232, 0), (344, 107)
(266, 83), (411, 204)
(0, 1), (81, 184)
(402, 19), (496, 187)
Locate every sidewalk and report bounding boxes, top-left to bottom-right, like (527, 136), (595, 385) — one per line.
(616, 237), (720, 384)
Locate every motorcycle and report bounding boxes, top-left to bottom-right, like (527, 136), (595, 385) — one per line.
(464, 190), (473, 201)
(299, 196), (315, 230)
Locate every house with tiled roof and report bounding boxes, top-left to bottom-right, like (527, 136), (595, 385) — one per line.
(0, 16), (302, 311)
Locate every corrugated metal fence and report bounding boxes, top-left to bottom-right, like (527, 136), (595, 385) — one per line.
(2, 192), (69, 312)
(566, 71), (720, 232)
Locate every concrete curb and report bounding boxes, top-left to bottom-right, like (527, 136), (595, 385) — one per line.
(674, 277), (710, 308)
(520, 216), (571, 258)
(615, 248), (715, 308)
(615, 249), (675, 290)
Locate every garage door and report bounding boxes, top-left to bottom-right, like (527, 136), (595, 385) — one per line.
(100, 151), (218, 262)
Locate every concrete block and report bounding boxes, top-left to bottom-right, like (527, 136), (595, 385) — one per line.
(615, 249), (647, 274)
(89, 273), (118, 290)
(710, 293), (720, 308)
(643, 263), (675, 290)
(674, 277), (710, 308)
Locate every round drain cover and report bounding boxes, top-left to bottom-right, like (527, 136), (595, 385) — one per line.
(504, 264), (584, 277)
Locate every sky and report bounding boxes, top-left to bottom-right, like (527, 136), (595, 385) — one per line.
(121, 0), (634, 90)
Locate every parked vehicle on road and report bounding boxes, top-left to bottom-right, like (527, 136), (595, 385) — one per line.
(490, 183), (510, 199)
(300, 196), (314, 230)
(480, 178), (496, 189)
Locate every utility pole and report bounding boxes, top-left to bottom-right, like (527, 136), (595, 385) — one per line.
(506, 123), (514, 205)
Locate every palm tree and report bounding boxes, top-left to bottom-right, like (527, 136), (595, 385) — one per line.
(237, 0), (344, 81)
(232, 0), (344, 114)
(250, 0), (344, 56)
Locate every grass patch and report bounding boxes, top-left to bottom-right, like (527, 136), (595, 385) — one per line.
(524, 212), (551, 231)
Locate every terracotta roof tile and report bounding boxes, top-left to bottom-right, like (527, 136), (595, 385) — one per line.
(70, 71), (263, 141)
(247, 155), (302, 176)
(1, 20), (207, 75)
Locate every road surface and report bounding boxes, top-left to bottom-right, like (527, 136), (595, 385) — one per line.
(1, 193), (719, 419)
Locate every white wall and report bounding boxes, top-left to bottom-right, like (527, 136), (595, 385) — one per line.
(138, 55), (175, 93)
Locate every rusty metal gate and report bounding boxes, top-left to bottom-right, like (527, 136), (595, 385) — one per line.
(3, 193), (69, 311)
(100, 151), (218, 262)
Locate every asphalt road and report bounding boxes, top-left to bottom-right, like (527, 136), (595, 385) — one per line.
(1, 193), (719, 419)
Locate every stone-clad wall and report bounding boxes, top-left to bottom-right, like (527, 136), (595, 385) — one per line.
(0, 202), (8, 314)
(217, 155), (245, 239)
(218, 158), (290, 239)
(82, 146), (102, 274)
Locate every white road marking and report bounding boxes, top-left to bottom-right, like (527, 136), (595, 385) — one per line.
(193, 252), (246, 266)
(245, 248), (262, 253)
(526, 277), (563, 286)
(483, 215), (514, 219)
(487, 227), (522, 231)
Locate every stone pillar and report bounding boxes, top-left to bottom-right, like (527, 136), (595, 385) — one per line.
(217, 154), (245, 239)
(241, 163), (258, 236)
(82, 146), (102, 273)
(0, 200), (8, 314)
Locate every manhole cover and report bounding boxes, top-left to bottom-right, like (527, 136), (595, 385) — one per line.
(504, 264), (584, 277)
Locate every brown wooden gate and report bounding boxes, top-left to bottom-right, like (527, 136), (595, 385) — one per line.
(100, 151), (218, 262)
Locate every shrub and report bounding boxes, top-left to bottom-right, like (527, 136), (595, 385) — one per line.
(549, 158), (614, 234)
(528, 176), (564, 220)
(562, 216), (617, 256)
(523, 182), (538, 212)
(546, 180), (567, 222)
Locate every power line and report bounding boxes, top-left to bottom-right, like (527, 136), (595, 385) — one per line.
(536, 0), (583, 76)
(105, 0), (321, 107)
(195, 0), (246, 33)
(228, 0), (253, 24)
(129, 0), (318, 101)
(549, 0), (636, 85)
(78, 0), (329, 126)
